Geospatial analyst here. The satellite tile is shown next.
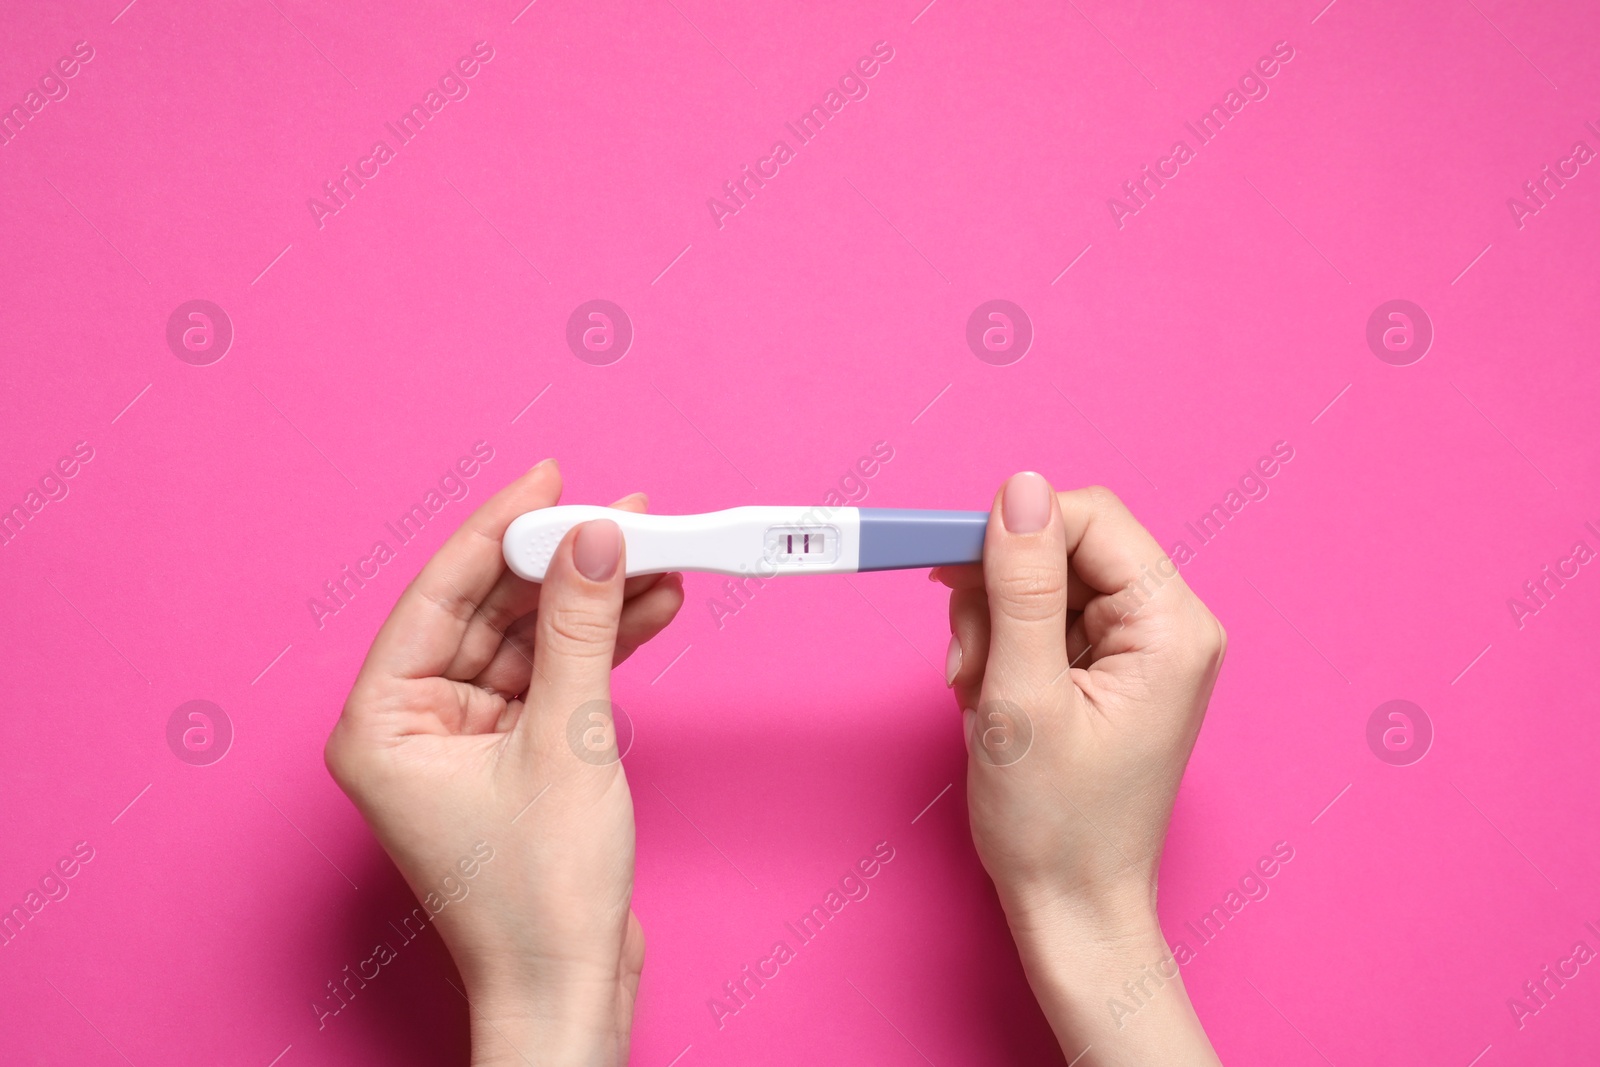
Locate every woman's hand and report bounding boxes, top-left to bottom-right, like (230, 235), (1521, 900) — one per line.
(936, 473), (1226, 1066)
(325, 459), (684, 1067)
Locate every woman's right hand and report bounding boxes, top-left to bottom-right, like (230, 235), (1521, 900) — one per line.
(325, 461), (684, 1067)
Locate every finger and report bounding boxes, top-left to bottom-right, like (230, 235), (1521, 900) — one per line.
(466, 570), (686, 699)
(1079, 589), (1152, 661)
(1065, 610), (1094, 669)
(445, 569), (542, 684)
(439, 487), (666, 683)
(948, 585), (990, 713)
(614, 572), (685, 665)
(466, 608), (542, 701)
(934, 559), (1097, 610)
(493, 695), (525, 734)
(455, 563), (661, 687)
(362, 459), (561, 681)
(610, 491), (672, 600)
(478, 575), (679, 731)
(1055, 486), (1176, 602)
(931, 563), (983, 589)
(451, 683), (518, 735)
(520, 518), (626, 750)
(980, 472), (1071, 695)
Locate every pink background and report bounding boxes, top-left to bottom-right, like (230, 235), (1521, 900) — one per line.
(3, 0), (1599, 1063)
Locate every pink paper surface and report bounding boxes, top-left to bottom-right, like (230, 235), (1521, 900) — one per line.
(3, 1), (1599, 1063)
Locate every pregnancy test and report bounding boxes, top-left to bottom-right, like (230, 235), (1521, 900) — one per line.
(502, 505), (989, 581)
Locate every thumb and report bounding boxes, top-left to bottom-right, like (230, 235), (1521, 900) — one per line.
(981, 472), (1071, 699)
(522, 519), (627, 764)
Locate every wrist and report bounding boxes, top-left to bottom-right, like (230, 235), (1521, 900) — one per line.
(1004, 888), (1164, 987)
(467, 976), (630, 1067)
(1001, 891), (1220, 1067)
(999, 873), (1160, 955)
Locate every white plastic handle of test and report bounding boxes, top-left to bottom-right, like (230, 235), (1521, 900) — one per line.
(502, 505), (862, 581)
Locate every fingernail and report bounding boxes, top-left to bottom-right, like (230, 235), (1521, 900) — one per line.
(944, 633), (962, 687)
(574, 520), (622, 581)
(1002, 471), (1052, 534)
(532, 457), (557, 473)
(928, 568), (941, 582)
(961, 708), (977, 755)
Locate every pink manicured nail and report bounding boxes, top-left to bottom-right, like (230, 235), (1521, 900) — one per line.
(1002, 471), (1052, 533)
(573, 520), (622, 581)
(944, 633), (962, 687)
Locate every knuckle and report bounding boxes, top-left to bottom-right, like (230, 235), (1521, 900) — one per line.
(322, 732), (347, 782)
(1179, 608), (1228, 673)
(1083, 484), (1126, 515)
(1211, 617), (1229, 659)
(991, 563), (1067, 620)
(543, 603), (618, 655)
(322, 721), (363, 792)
